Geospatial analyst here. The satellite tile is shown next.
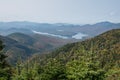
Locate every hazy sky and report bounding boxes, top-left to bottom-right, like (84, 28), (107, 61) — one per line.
(0, 0), (120, 24)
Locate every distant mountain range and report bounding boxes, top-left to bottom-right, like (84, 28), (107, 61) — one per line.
(0, 21), (120, 39)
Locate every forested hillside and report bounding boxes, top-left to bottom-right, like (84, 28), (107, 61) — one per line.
(12, 29), (120, 80)
(0, 32), (71, 65)
(0, 40), (12, 80)
(0, 29), (120, 80)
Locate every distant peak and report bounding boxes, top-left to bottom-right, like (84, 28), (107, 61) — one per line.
(94, 21), (115, 26)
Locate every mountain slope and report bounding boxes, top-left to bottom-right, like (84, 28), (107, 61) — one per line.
(7, 33), (73, 51)
(0, 32), (72, 65)
(0, 35), (37, 65)
(30, 29), (120, 79)
(8, 33), (35, 46)
(48, 29), (120, 60)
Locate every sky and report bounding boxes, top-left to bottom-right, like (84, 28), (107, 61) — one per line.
(0, 0), (120, 24)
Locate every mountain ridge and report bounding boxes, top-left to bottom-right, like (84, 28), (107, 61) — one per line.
(0, 32), (71, 65)
(0, 21), (120, 39)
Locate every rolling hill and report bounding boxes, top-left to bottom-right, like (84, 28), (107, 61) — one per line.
(0, 35), (38, 65)
(0, 32), (72, 65)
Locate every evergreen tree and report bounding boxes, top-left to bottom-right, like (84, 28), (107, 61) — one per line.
(0, 40), (12, 80)
(66, 49), (106, 80)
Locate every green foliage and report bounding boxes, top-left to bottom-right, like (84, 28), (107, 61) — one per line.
(0, 40), (12, 80)
(39, 59), (66, 80)
(66, 53), (105, 80)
